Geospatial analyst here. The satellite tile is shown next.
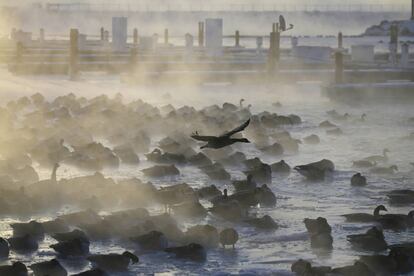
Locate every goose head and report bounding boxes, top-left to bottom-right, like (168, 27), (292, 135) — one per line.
(122, 251), (139, 264)
(374, 205), (388, 216)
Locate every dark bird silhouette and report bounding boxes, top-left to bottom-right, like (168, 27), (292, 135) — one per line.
(191, 119), (250, 149)
(29, 259), (67, 276)
(0, 261), (28, 276)
(87, 251), (139, 271)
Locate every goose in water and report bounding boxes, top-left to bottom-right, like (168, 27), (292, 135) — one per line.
(165, 243), (206, 261)
(185, 225), (219, 248)
(8, 234), (38, 251)
(29, 259), (67, 276)
(294, 159), (334, 180)
(319, 120), (337, 128)
(271, 160), (291, 174)
(351, 173), (367, 186)
(387, 189), (414, 205)
(359, 248), (414, 275)
(244, 215), (279, 230)
(142, 164), (180, 177)
(0, 237), (9, 258)
(50, 238), (90, 256)
(130, 230), (168, 251)
(87, 251), (139, 271)
(72, 268), (108, 276)
(304, 218), (333, 249)
(303, 134), (320, 145)
(347, 227), (388, 251)
(291, 259), (332, 276)
(342, 205), (387, 222)
(376, 210), (414, 230)
(331, 261), (374, 276)
(51, 229), (89, 243)
(232, 174), (256, 192)
(364, 149), (390, 163)
(219, 228), (239, 249)
(370, 165), (398, 174)
(196, 185), (222, 200)
(0, 262), (28, 276)
(353, 160), (376, 168)
(191, 119), (250, 149)
(10, 220), (45, 239)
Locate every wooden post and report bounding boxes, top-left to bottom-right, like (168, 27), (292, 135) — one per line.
(335, 51), (344, 84)
(130, 46), (138, 73)
(100, 27), (104, 41)
(164, 28), (168, 45)
(235, 30), (240, 47)
(198, 21), (204, 47)
(39, 28), (45, 42)
(133, 28), (138, 45)
(268, 31), (276, 73)
(412, 0), (414, 20)
(15, 42), (23, 70)
(275, 23), (280, 63)
(338, 32), (343, 49)
(69, 28), (79, 79)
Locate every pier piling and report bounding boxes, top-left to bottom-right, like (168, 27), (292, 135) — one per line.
(338, 32), (343, 49)
(133, 28), (138, 45)
(235, 30), (240, 47)
(69, 28), (79, 79)
(164, 28), (169, 45)
(198, 22), (204, 47)
(100, 27), (104, 41)
(335, 51), (344, 83)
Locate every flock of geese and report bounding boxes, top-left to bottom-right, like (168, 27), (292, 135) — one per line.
(0, 93), (412, 275)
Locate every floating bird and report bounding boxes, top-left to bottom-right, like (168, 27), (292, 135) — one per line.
(291, 259), (332, 276)
(87, 251), (139, 271)
(71, 268), (108, 276)
(331, 261), (374, 276)
(50, 238), (90, 256)
(364, 149), (390, 163)
(0, 261), (28, 276)
(353, 160), (376, 168)
(342, 205), (387, 223)
(191, 119), (250, 149)
(244, 215), (279, 230)
(220, 228), (239, 249)
(370, 165), (398, 174)
(347, 227), (388, 251)
(130, 231), (168, 251)
(7, 234), (38, 251)
(29, 259), (67, 276)
(165, 243), (206, 261)
(0, 237), (9, 258)
(10, 220), (44, 239)
(52, 229), (89, 243)
(351, 173), (367, 186)
(294, 159), (334, 180)
(376, 210), (414, 230)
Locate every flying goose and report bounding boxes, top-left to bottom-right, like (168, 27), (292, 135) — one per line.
(191, 119), (250, 149)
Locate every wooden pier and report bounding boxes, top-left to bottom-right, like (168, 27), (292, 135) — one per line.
(2, 19), (414, 86)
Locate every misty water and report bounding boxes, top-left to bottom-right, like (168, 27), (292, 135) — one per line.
(0, 67), (413, 275)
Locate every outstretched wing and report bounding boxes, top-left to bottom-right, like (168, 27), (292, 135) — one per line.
(191, 134), (216, 142)
(220, 118), (250, 138)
